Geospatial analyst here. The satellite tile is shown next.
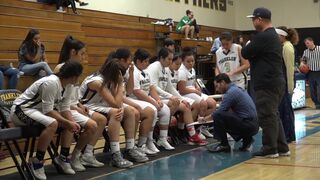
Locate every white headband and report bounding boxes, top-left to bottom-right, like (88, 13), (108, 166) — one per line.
(275, 28), (288, 37)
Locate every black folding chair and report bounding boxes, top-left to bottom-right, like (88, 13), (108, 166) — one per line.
(0, 89), (60, 179)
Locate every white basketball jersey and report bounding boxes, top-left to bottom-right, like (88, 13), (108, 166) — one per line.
(178, 64), (196, 89)
(166, 67), (179, 90)
(216, 44), (244, 81)
(13, 75), (71, 114)
(79, 74), (107, 106)
(129, 65), (152, 99)
(146, 61), (169, 91)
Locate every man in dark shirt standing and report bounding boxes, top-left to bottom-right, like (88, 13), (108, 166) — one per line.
(241, 7), (290, 158)
(207, 74), (259, 153)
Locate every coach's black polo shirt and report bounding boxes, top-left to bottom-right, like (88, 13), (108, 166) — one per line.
(241, 27), (285, 91)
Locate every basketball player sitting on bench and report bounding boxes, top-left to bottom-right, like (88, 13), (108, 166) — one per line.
(207, 74), (259, 153)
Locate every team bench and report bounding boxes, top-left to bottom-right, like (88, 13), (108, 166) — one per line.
(0, 89), (61, 180)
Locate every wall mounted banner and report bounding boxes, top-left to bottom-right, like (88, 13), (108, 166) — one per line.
(166, 0), (227, 12)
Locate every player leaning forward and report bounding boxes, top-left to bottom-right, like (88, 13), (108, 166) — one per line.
(10, 61), (87, 180)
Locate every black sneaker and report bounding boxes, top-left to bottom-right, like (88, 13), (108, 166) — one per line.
(207, 144), (231, 153)
(177, 129), (188, 144)
(79, 2), (89, 6)
(239, 137), (254, 151)
(252, 151), (279, 158)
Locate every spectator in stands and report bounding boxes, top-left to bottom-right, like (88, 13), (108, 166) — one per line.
(56, 0), (79, 14)
(18, 29), (53, 77)
(210, 37), (222, 54)
(207, 74), (258, 153)
(0, 65), (20, 90)
(235, 35), (245, 47)
(54, 36), (106, 172)
(176, 10), (195, 39)
(190, 11), (200, 39)
(75, 0), (88, 6)
(10, 61), (83, 180)
(164, 38), (175, 52)
(215, 32), (250, 89)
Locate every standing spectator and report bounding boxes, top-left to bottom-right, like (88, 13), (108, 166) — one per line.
(302, 37), (320, 109)
(210, 37), (222, 54)
(276, 26), (299, 143)
(242, 7), (290, 158)
(176, 10), (195, 39)
(164, 38), (175, 52)
(0, 65), (20, 90)
(18, 29), (53, 77)
(235, 35), (245, 47)
(215, 32), (250, 89)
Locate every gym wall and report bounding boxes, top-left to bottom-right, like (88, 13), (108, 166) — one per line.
(80, 0), (236, 29)
(234, 0), (320, 30)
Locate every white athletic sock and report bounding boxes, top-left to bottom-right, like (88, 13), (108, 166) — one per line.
(160, 130), (168, 138)
(126, 138), (135, 150)
(110, 142), (120, 153)
(148, 131), (154, 141)
(84, 144), (94, 156)
(138, 137), (148, 147)
(72, 148), (82, 160)
(186, 125), (196, 136)
(178, 122), (185, 130)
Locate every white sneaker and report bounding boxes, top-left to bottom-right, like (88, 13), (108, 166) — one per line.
(199, 133), (206, 140)
(81, 154), (104, 167)
(54, 156), (75, 175)
(71, 156), (86, 172)
(30, 158), (46, 180)
(279, 151), (291, 156)
(137, 144), (158, 156)
(133, 146), (147, 157)
(200, 126), (213, 138)
(147, 141), (160, 153)
(157, 138), (175, 151)
(56, 7), (66, 13)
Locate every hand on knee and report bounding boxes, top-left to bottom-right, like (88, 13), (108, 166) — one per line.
(109, 108), (123, 122)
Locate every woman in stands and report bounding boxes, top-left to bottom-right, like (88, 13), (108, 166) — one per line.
(177, 50), (216, 122)
(0, 65), (20, 90)
(79, 59), (148, 168)
(176, 10), (195, 39)
(53, 36), (106, 172)
(56, 0), (79, 14)
(108, 48), (156, 155)
(215, 32), (250, 89)
(10, 61), (83, 180)
(147, 48), (207, 145)
(128, 48), (174, 151)
(18, 29), (53, 77)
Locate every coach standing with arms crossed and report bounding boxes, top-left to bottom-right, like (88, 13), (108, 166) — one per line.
(241, 7), (290, 158)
